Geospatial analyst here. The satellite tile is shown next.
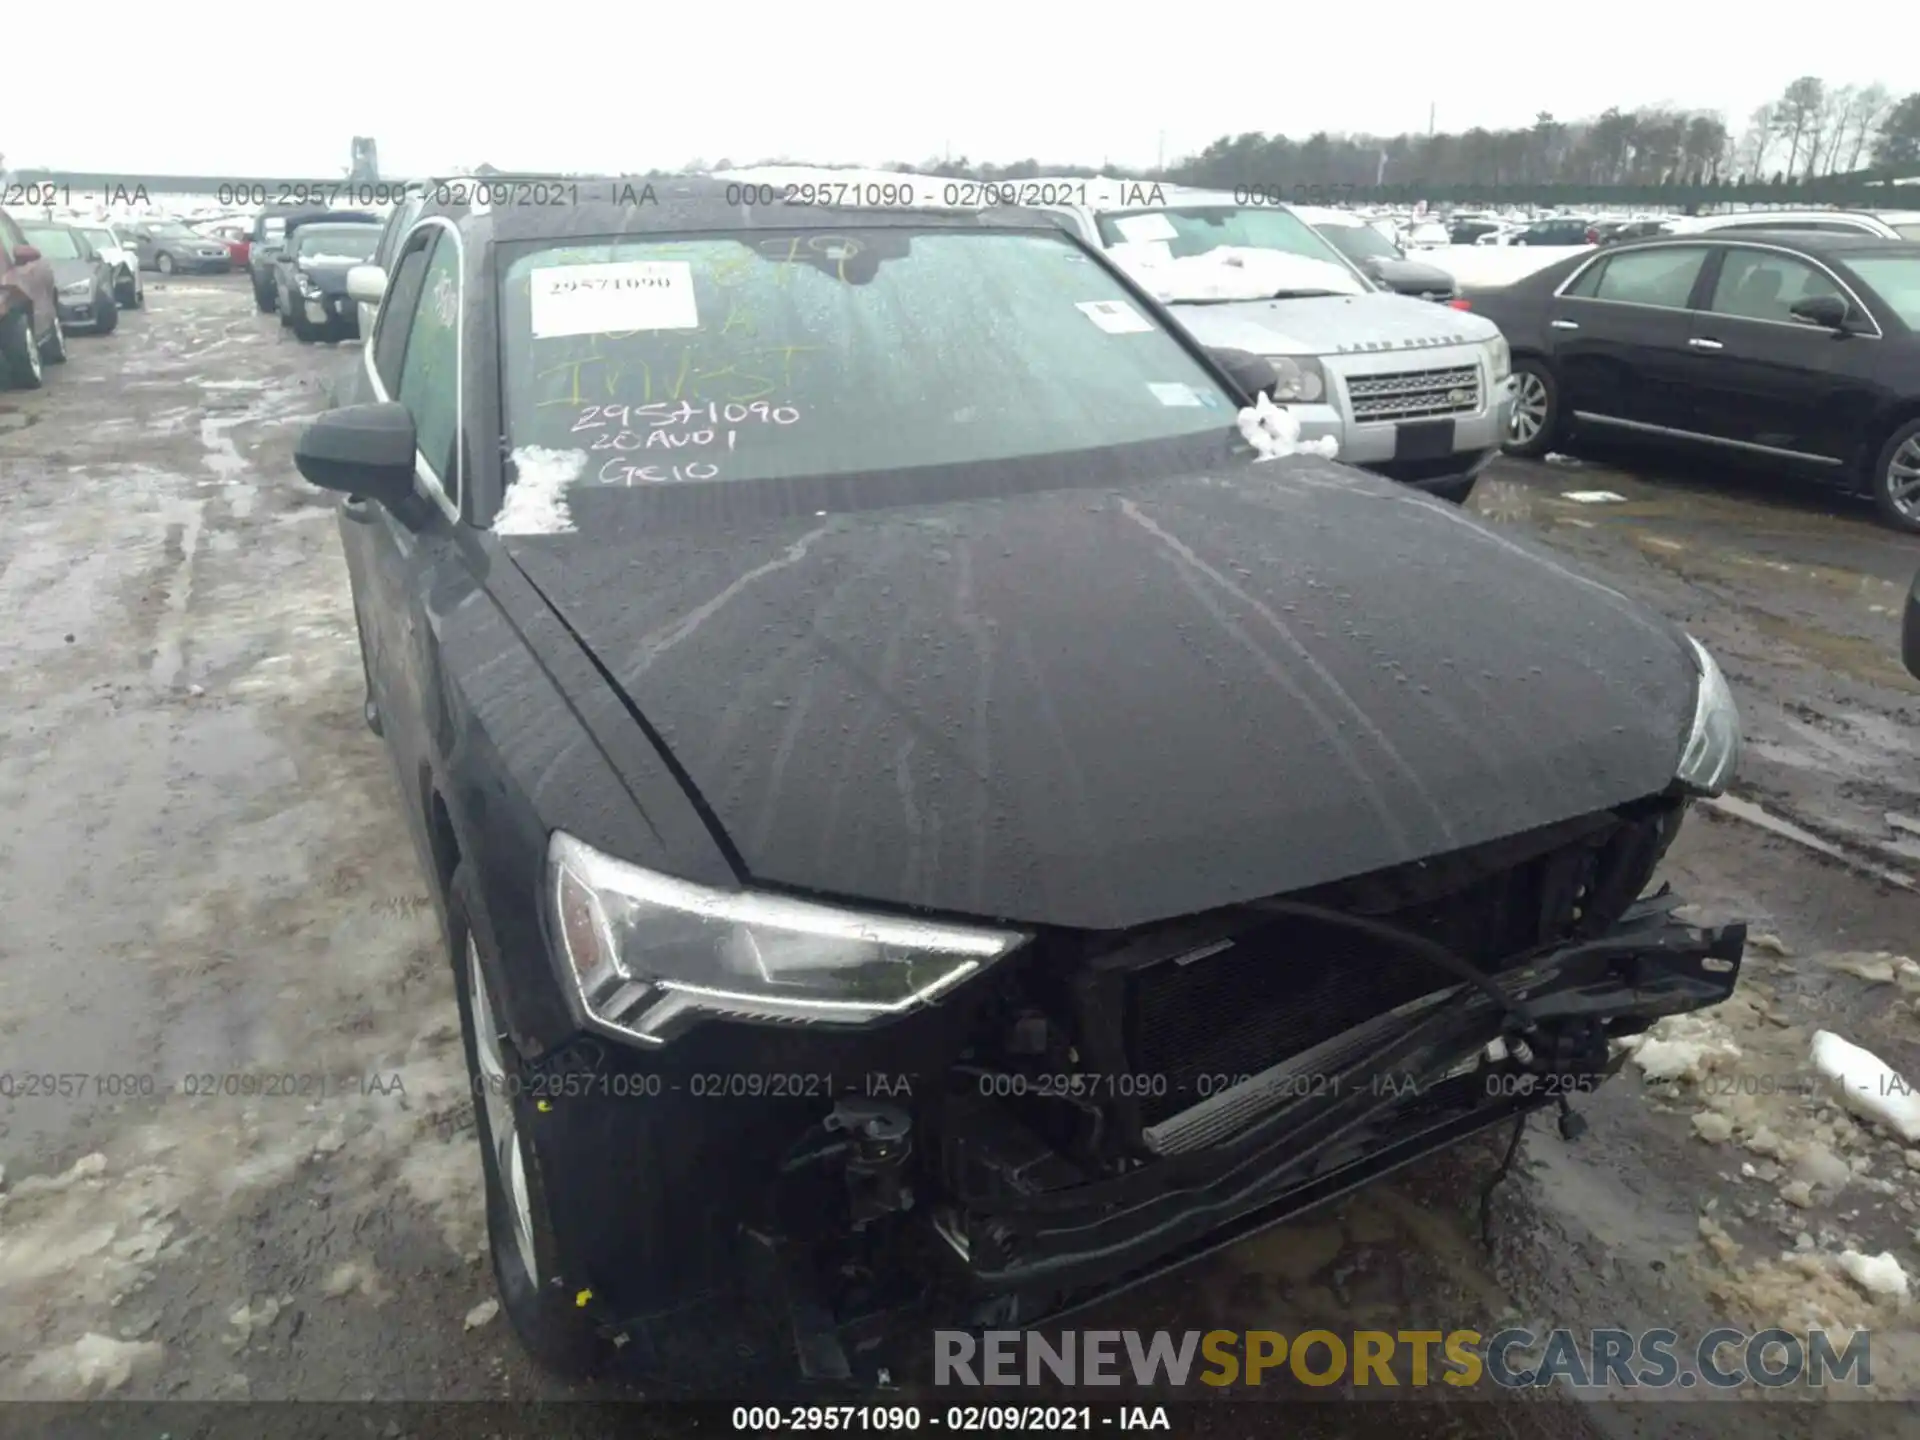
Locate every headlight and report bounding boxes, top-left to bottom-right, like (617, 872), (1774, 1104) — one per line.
(1677, 635), (1741, 796)
(60, 279), (93, 297)
(1484, 334), (1511, 383)
(1264, 355), (1327, 404)
(547, 831), (1028, 1045)
(296, 270), (322, 295)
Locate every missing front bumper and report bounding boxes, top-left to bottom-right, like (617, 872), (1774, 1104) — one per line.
(939, 893), (1743, 1295)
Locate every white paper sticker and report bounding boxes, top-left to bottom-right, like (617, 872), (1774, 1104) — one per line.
(1076, 300), (1154, 334)
(530, 261), (699, 339)
(1148, 382), (1202, 407)
(1113, 212), (1180, 244)
(1109, 239), (1173, 270)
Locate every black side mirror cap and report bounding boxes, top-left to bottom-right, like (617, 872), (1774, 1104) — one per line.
(295, 402), (418, 511)
(1207, 347), (1278, 401)
(1789, 294), (1849, 330)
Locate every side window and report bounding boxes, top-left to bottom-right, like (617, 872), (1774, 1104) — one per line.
(396, 234), (462, 504)
(1706, 248), (1844, 324)
(0, 213), (22, 261)
(1560, 256), (1607, 298)
(1590, 246), (1709, 309)
(372, 237), (434, 394)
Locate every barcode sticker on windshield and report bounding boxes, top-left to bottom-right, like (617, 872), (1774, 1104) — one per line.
(530, 261), (699, 338)
(1076, 300), (1154, 335)
(1113, 213), (1180, 244)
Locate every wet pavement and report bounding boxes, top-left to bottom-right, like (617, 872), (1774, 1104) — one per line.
(1, 279), (1918, 1434)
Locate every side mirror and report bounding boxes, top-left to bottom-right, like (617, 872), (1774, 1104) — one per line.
(1789, 294), (1849, 331)
(295, 403), (418, 510)
(346, 264), (387, 305)
(1208, 346), (1280, 400)
(13, 245), (41, 264)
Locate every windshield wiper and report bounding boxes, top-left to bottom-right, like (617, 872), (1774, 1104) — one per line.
(1174, 287), (1344, 306)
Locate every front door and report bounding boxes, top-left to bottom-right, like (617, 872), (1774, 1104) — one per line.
(1546, 244), (1714, 435)
(1676, 244), (1875, 470)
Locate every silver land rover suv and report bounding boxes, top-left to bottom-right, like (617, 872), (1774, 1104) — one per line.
(1034, 182), (1516, 503)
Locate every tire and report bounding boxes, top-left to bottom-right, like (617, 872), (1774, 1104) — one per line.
(255, 277), (276, 313)
(94, 295), (119, 335)
(41, 312), (67, 365)
(115, 270), (139, 308)
(1869, 417), (1920, 535)
(0, 310), (44, 389)
(290, 315), (314, 343)
(1503, 358), (1562, 459)
(447, 866), (611, 1380)
(156, 251), (176, 275)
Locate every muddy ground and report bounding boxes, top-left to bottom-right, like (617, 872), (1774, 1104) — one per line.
(1, 278), (1918, 1436)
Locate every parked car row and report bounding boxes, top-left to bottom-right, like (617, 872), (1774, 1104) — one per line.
(0, 207), (127, 386)
(1466, 229), (1920, 532)
(289, 174), (1753, 1384)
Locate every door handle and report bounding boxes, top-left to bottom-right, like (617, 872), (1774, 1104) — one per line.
(1549, 319), (1579, 330)
(1688, 337), (1724, 350)
(340, 495), (376, 523)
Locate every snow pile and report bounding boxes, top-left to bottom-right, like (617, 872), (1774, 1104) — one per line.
(1620, 1011), (1743, 1083)
(495, 447), (585, 536)
(1839, 1250), (1911, 1302)
(1116, 245), (1365, 304)
(1810, 1030), (1920, 1142)
(1237, 392), (1339, 462)
(12, 1334), (163, 1399)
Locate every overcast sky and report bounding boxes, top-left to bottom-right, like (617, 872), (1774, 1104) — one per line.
(9, 3), (1913, 177)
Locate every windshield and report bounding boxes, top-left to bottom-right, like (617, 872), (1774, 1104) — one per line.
(295, 226), (379, 261)
(1093, 205), (1355, 273)
(79, 228), (117, 251)
(1892, 223), (1920, 242)
(499, 228), (1237, 496)
(151, 223), (198, 239)
(1846, 255), (1920, 328)
(21, 227), (83, 260)
(1316, 222), (1399, 262)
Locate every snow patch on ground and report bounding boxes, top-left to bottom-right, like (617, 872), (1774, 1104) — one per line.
(1237, 393), (1340, 461)
(495, 447), (585, 535)
(1811, 1030), (1920, 1142)
(10, 1334), (164, 1399)
(1620, 1010), (1742, 1082)
(1839, 1250), (1911, 1301)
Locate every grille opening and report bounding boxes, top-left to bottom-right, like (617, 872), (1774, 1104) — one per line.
(1346, 365), (1482, 422)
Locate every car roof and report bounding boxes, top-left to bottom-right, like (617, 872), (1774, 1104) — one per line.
(1592, 231), (1910, 261)
(422, 174), (1065, 245)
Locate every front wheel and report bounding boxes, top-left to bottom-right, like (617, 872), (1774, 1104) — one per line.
(1503, 359), (1561, 459)
(116, 270), (141, 308)
(0, 311), (44, 389)
(255, 279), (276, 313)
(41, 312), (67, 365)
(448, 869), (611, 1380)
(1870, 418), (1920, 535)
(94, 296), (119, 334)
(156, 252), (176, 276)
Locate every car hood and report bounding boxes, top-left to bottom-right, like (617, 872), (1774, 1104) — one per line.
(47, 257), (95, 286)
(1169, 292), (1497, 358)
(1363, 255), (1459, 292)
(296, 257), (362, 292)
(499, 456), (1697, 930)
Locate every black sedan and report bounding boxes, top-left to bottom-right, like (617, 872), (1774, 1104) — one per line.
(272, 221), (380, 342)
(291, 178), (1747, 1384)
(1471, 232), (1920, 533)
(18, 222), (118, 334)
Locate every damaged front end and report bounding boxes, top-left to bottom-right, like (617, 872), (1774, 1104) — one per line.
(539, 793), (1742, 1381)
(737, 793), (1744, 1377)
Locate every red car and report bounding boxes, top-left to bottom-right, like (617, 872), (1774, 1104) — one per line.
(0, 206), (66, 389)
(199, 222), (252, 268)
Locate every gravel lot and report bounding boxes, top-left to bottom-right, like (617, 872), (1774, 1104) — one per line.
(1, 276), (1917, 1435)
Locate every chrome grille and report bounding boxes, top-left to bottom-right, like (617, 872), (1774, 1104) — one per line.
(1346, 364), (1482, 422)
